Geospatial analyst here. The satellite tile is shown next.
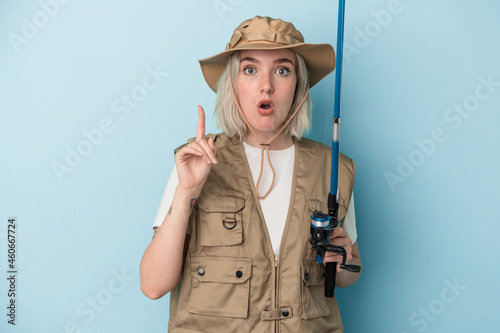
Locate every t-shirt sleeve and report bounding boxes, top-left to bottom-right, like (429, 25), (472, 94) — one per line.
(343, 192), (357, 244)
(152, 166), (179, 229)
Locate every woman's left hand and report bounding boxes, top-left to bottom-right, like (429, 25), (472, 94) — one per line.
(323, 227), (352, 272)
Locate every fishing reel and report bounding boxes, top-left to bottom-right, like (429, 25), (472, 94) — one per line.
(309, 210), (361, 298)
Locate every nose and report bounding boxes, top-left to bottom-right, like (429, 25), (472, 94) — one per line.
(260, 73), (274, 94)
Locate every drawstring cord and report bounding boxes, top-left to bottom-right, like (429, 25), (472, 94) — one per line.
(228, 55), (310, 199)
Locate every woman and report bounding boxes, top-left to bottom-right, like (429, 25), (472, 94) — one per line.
(140, 16), (361, 332)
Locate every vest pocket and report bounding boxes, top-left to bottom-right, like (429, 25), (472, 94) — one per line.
(300, 260), (331, 319)
(187, 256), (252, 318)
(197, 190), (245, 246)
(307, 195), (347, 223)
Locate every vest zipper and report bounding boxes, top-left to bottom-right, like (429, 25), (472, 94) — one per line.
(275, 255), (279, 333)
(239, 141), (297, 333)
(274, 142), (298, 333)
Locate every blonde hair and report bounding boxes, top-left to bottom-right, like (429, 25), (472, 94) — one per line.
(214, 51), (312, 140)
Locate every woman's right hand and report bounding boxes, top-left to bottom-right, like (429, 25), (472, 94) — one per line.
(175, 105), (217, 194)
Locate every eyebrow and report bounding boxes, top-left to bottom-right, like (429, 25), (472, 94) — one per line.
(240, 57), (295, 66)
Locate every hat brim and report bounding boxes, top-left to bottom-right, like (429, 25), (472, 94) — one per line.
(199, 42), (335, 92)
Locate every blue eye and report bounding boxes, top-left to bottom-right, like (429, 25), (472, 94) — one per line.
(276, 67), (290, 76)
(244, 66), (256, 75)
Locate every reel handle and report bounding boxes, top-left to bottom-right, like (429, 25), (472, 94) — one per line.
(341, 263), (361, 273)
(324, 244), (361, 297)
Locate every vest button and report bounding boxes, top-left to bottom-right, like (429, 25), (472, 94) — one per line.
(304, 273), (309, 280)
(198, 268), (205, 276)
(235, 270), (243, 278)
(282, 310), (289, 317)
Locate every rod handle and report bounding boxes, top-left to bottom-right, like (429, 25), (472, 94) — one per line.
(324, 262), (336, 298)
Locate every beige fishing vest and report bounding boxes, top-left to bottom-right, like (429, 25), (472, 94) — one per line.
(168, 133), (355, 333)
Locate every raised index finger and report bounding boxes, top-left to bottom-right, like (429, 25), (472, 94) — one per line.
(196, 105), (206, 141)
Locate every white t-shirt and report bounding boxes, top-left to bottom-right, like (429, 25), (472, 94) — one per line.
(153, 143), (357, 255)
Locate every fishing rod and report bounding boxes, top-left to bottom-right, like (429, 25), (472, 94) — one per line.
(309, 0), (360, 298)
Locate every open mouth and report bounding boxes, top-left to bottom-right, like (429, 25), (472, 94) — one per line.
(258, 100), (274, 113)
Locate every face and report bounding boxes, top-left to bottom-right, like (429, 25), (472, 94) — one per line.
(236, 49), (297, 141)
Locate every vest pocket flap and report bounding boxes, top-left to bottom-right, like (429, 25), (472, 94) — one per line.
(197, 190), (245, 247)
(307, 195), (327, 215)
(188, 256), (252, 318)
(307, 195), (347, 222)
(300, 260), (325, 287)
(198, 194), (245, 213)
(191, 256), (252, 284)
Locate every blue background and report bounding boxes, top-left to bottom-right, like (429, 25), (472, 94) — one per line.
(1, 0), (499, 332)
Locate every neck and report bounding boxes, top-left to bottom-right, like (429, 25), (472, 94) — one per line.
(243, 132), (294, 150)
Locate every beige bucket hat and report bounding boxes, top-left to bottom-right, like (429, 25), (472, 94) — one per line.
(199, 16), (336, 92)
